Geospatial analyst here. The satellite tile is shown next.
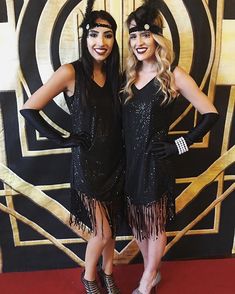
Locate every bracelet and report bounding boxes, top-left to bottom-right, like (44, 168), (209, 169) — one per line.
(175, 137), (189, 155)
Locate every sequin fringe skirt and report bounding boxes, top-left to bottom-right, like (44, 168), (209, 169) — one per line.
(69, 189), (121, 238)
(126, 193), (175, 241)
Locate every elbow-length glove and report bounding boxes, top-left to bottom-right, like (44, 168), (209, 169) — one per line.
(20, 109), (91, 149)
(151, 112), (219, 159)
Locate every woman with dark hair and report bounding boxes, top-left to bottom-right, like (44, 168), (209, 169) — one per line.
(122, 1), (219, 293)
(20, 1), (123, 293)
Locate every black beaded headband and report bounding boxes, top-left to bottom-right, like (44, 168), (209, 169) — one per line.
(85, 22), (112, 30)
(129, 23), (162, 35)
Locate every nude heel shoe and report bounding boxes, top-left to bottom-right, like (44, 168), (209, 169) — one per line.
(152, 271), (161, 286)
(132, 271), (161, 294)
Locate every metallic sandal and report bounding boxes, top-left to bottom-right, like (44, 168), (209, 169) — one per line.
(132, 289), (142, 294)
(98, 268), (121, 294)
(132, 287), (156, 294)
(81, 271), (101, 294)
(132, 286), (156, 294)
(132, 272), (160, 294)
(152, 271), (161, 286)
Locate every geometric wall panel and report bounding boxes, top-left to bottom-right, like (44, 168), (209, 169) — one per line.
(0, 0), (234, 272)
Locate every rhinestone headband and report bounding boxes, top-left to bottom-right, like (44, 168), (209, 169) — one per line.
(86, 22), (113, 30)
(129, 23), (162, 35)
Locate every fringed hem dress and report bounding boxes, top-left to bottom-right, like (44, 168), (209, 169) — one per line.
(122, 76), (175, 241)
(65, 61), (124, 237)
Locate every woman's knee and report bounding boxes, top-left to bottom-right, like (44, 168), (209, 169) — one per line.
(95, 231), (112, 246)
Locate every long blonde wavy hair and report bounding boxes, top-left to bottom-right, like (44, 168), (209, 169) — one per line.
(123, 13), (178, 104)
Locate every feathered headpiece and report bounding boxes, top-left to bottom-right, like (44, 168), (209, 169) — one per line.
(80, 0), (113, 31)
(128, 0), (163, 35)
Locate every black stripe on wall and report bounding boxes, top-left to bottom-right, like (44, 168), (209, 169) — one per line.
(208, 0), (217, 30)
(0, 0), (7, 22)
(13, 0), (24, 26)
(224, 0), (235, 19)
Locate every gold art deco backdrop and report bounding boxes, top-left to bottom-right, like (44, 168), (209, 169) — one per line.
(0, 0), (234, 272)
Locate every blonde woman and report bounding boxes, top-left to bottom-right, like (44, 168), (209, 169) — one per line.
(122, 1), (219, 293)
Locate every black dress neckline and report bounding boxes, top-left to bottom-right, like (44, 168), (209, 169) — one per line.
(133, 77), (155, 91)
(91, 78), (107, 89)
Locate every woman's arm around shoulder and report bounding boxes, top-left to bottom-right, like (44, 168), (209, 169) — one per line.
(21, 63), (76, 110)
(172, 66), (218, 114)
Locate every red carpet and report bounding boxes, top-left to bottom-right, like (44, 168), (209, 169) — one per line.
(0, 258), (234, 293)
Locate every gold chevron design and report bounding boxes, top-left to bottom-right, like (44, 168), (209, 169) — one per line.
(176, 146), (235, 213)
(166, 183), (235, 253)
(0, 163), (90, 242)
(0, 202), (84, 265)
(1, 0), (234, 266)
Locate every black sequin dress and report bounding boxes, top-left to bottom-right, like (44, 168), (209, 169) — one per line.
(66, 61), (124, 236)
(122, 78), (175, 240)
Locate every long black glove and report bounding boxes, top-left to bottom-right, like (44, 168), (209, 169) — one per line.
(151, 112), (219, 159)
(20, 109), (91, 149)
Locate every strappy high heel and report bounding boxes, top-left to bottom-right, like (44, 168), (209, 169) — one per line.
(98, 268), (120, 294)
(132, 271), (160, 294)
(81, 271), (101, 294)
(132, 287), (156, 294)
(152, 271), (161, 286)
(132, 289), (142, 294)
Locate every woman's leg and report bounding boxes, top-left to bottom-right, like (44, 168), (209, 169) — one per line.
(102, 238), (115, 274)
(138, 231), (167, 293)
(84, 203), (112, 281)
(136, 239), (149, 270)
(99, 237), (120, 294)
